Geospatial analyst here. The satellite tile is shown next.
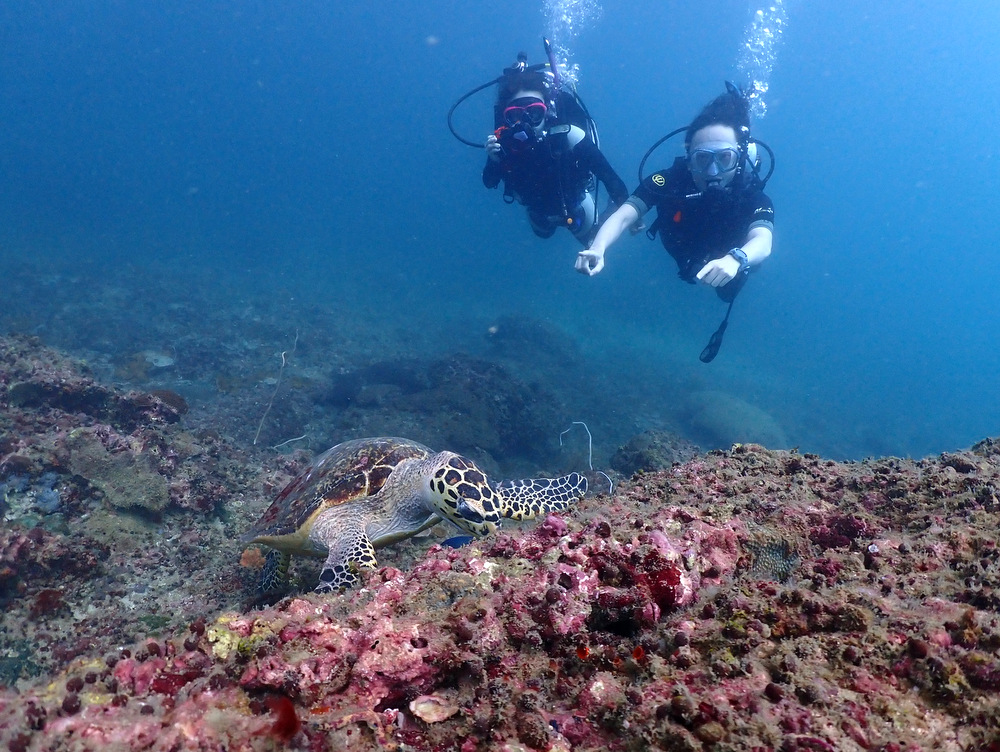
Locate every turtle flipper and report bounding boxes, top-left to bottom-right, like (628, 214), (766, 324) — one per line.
(260, 549), (292, 593)
(312, 512), (378, 593)
(496, 472), (588, 521)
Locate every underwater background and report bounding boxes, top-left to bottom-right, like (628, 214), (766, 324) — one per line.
(2, 0), (999, 464)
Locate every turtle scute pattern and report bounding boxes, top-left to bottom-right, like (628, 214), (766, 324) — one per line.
(242, 437), (432, 543)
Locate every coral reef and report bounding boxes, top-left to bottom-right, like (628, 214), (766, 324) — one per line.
(2, 396), (1000, 749)
(0, 335), (282, 683)
(483, 313), (585, 372)
(2, 328), (1000, 751)
(321, 354), (567, 475)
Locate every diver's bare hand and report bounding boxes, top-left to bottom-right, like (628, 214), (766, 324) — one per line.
(485, 134), (502, 162)
(575, 249), (605, 276)
(696, 255), (741, 287)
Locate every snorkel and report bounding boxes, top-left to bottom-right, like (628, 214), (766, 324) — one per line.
(543, 37), (561, 91)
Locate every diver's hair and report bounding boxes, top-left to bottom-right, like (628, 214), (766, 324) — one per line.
(685, 87), (752, 148)
(497, 70), (551, 105)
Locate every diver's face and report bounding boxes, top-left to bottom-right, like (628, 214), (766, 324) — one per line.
(504, 89), (548, 136)
(688, 124), (741, 192)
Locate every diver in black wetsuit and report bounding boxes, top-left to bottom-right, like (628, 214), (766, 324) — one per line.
(575, 84), (775, 361)
(482, 69), (629, 247)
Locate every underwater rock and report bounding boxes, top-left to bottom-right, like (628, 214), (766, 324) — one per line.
(0, 525), (108, 603)
(0, 334), (274, 683)
(484, 313), (583, 370)
(63, 430), (169, 514)
(683, 389), (789, 449)
(323, 359), (428, 408)
(3, 335), (1000, 750)
(323, 353), (563, 473)
(5, 440), (1000, 749)
(610, 429), (700, 476)
(1, 336), (183, 431)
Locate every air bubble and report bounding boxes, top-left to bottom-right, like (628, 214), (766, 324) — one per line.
(736, 0), (788, 119)
(541, 0), (602, 89)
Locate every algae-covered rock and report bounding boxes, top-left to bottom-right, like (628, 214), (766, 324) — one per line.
(610, 429), (700, 476)
(683, 390), (789, 449)
(64, 430), (169, 513)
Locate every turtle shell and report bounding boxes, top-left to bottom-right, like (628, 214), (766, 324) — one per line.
(242, 437), (433, 543)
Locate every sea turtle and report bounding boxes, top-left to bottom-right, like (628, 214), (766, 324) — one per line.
(242, 436), (588, 592)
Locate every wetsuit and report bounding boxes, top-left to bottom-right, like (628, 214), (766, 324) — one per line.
(627, 157), (774, 301)
(483, 125), (630, 246)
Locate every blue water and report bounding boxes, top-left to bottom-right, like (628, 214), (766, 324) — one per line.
(2, 0), (999, 461)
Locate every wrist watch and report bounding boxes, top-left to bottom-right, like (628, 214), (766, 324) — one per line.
(727, 248), (750, 273)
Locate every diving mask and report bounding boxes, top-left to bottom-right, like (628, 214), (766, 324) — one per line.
(503, 97), (548, 128)
(689, 144), (741, 175)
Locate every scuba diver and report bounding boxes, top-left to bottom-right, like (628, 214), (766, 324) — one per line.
(449, 41), (629, 247)
(574, 83), (775, 362)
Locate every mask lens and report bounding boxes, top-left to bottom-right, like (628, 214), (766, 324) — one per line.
(716, 148), (739, 171)
(503, 99), (547, 127)
(689, 147), (740, 174)
(690, 150), (715, 173)
(522, 103), (546, 126)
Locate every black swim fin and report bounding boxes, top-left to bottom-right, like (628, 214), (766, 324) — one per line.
(700, 300), (735, 363)
(700, 320), (728, 363)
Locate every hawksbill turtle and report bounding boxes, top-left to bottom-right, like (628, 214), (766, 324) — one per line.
(242, 436), (588, 592)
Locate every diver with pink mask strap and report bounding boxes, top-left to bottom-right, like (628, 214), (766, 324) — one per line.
(478, 49), (629, 247)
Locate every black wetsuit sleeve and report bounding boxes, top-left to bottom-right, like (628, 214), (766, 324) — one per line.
(749, 192), (775, 231)
(482, 159), (502, 190)
(627, 174), (666, 217)
(578, 141), (629, 207)
(627, 160), (690, 216)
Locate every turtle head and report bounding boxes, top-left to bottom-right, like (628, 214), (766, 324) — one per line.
(425, 453), (502, 536)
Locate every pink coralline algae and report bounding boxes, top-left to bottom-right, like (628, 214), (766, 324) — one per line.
(0, 526), (108, 599)
(2, 339), (1000, 750)
(809, 512), (874, 550)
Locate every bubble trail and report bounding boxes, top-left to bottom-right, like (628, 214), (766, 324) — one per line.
(737, 1), (788, 119)
(540, 0), (602, 88)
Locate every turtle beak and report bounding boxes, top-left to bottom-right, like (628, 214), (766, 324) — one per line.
(456, 499), (485, 524)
